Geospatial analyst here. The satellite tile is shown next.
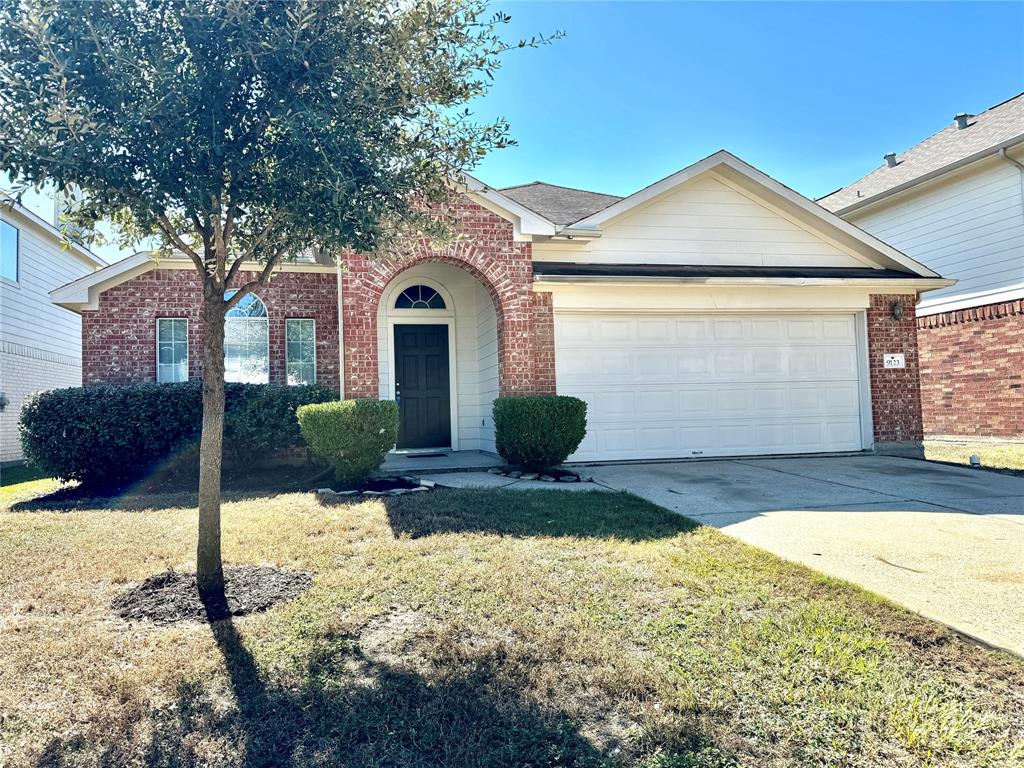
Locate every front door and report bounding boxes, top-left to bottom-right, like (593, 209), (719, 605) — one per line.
(394, 324), (451, 449)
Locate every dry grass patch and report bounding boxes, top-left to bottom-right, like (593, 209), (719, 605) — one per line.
(925, 440), (1024, 471)
(1, 485), (1022, 767)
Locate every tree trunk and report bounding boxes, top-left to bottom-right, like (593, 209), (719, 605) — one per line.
(197, 282), (228, 616)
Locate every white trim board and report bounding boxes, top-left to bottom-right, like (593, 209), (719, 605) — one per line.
(386, 317), (460, 452)
(50, 251), (337, 312)
(916, 282), (1024, 316)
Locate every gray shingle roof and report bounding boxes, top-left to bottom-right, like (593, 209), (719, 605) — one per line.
(499, 181), (622, 226)
(818, 91), (1024, 213)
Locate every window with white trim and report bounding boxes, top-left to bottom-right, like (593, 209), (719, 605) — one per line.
(224, 291), (269, 383)
(285, 319), (316, 385)
(156, 318), (188, 383)
(1, 220), (18, 283)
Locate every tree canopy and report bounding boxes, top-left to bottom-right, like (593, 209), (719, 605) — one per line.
(1, 0), (558, 604)
(0, 0), (555, 273)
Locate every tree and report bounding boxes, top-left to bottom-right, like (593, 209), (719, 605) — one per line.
(0, 0), (556, 611)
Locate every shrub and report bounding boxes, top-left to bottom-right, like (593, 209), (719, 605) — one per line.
(20, 382), (335, 489)
(296, 399), (399, 486)
(223, 383), (336, 463)
(492, 395), (587, 471)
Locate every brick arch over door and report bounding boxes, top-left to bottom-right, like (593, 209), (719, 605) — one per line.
(339, 199), (555, 399)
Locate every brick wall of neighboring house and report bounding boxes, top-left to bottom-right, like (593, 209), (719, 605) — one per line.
(340, 198), (553, 399)
(81, 269), (339, 390)
(867, 294), (924, 451)
(916, 299), (1024, 438)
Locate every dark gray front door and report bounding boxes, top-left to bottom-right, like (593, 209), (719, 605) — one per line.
(394, 324), (451, 449)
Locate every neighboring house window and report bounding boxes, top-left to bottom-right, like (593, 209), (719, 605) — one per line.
(224, 291), (269, 383)
(395, 285), (446, 309)
(285, 319), (316, 385)
(0, 220), (17, 282)
(156, 318), (188, 383)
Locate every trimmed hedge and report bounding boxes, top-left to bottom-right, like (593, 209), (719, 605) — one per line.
(296, 399), (399, 486)
(20, 382), (335, 489)
(492, 395), (587, 471)
(223, 384), (336, 463)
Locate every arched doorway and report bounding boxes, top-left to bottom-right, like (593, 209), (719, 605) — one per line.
(378, 263), (499, 452)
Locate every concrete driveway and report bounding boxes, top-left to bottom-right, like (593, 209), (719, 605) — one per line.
(587, 454), (1024, 656)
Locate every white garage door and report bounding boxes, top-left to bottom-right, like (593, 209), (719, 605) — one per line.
(555, 312), (866, 461)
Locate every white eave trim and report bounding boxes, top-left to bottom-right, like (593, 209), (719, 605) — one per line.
(533, 274), (956, 292)
(50, 250), (156, 311)
(916, 281), (1024, 316)
(568, 150), (943, 279)
(50, 251), (336, 312)
(830, 133), (1024, 217)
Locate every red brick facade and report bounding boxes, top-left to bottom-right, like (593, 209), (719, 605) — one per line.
(867, 294), (924, 446)
(82, 268), (340, 390)
(76, 207), (930, 457)
(340, 201), (554, 398)
(917, 299), (1024, 438)
(531, 291), (556, 395)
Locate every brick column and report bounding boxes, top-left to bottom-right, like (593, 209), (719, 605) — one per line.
(866, 294), (924, 457)
(531, 291), (556, 395)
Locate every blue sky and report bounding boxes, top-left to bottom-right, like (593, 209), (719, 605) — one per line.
(471, 1), (1024, 199)
(10, 1), (1023, 261)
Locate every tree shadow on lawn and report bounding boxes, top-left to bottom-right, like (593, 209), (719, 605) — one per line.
(382, 487), (700, 541)
(7, 463), (330, 513)
(33, 609), (734, 768)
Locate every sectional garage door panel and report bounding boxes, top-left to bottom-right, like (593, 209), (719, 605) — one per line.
(555, 313), (865, 461)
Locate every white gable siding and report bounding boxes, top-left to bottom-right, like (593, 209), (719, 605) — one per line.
(846, 156), (1024, 309)
(1, 210), (98, 461)
(534, 174), (866, 268)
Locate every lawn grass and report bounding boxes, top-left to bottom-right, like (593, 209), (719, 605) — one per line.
(924, 439), (1024, 471)
(0, 463), (65, 506)
(1, 485), (1022, 767)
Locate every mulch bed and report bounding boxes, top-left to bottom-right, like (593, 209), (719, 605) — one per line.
(357, 476), (421, 493)
(112, 565), (313, 624)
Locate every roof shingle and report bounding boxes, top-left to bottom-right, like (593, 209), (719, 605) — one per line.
(818, 91), (1024, 213)
(499, 181), (622, 226)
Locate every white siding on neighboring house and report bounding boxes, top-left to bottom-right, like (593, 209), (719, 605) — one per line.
(0, 207), (100, 462)
(534, 174), (868, 268)
(845, 153), (1024, 313)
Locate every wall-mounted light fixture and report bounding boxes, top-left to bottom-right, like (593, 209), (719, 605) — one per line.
(891, 302), (904, 321)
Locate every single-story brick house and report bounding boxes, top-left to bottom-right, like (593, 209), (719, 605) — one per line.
(51, 151), (952, 461)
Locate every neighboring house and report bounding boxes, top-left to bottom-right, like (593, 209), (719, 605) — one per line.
(51, 151), (951, 461)
(819, 92), (1024, 439)
(1, 200), (106, 463)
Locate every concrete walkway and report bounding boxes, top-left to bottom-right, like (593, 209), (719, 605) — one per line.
(414, 470), (608, 492)
(586, 454), (1024, 656)
(382, 450), (500, 474)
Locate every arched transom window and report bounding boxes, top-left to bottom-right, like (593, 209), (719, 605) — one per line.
(395, 284), (446, 310)
(224, 291), (269, 383)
